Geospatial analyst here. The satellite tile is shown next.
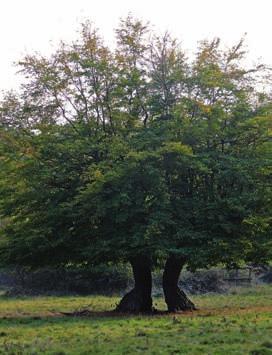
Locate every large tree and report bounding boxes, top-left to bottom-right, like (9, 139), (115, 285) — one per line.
(0, 17), (271, 313)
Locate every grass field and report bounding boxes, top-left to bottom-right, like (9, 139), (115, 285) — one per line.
(0, 286), (272, 354)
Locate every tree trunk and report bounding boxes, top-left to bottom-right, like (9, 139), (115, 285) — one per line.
(163, 255), (196, 312)
(116, 256), (152, 313)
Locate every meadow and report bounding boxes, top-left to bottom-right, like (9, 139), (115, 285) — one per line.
(0, 286), (271, 354)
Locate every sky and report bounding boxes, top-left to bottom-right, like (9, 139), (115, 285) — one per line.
(1, 0), (272, 92)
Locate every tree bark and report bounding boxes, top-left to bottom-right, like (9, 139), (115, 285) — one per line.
(163, 255), (196, 312)
(116, 256), (152, 313)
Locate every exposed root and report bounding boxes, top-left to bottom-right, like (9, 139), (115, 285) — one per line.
(165, 287), (196, 312)
(115, 288), (153, 314)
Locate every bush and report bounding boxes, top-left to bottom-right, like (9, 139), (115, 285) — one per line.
(180, 270), (227, 294)
(2, 264), (132, 296)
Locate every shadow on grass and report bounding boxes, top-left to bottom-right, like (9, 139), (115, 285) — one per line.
(0, 308), (198, 327)
(2, 303), (272, 329)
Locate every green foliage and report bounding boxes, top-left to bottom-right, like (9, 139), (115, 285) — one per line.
(0, 16), (271, 269)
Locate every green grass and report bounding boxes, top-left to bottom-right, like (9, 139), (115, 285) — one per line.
(0, 286), (272, 354)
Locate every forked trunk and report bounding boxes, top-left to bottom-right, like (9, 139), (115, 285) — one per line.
(163, 255), (196, 312)
(116, 256), (152, 313)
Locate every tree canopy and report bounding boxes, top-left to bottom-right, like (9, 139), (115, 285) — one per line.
(0, 16), (272, 311)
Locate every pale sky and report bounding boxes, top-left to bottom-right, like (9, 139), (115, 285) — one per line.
(1, 0), (272, 92)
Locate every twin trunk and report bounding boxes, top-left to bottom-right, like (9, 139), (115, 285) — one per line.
(116, 256), (152, 313)
(116, 255), (195, 313)
(162, 256), (196, 312)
